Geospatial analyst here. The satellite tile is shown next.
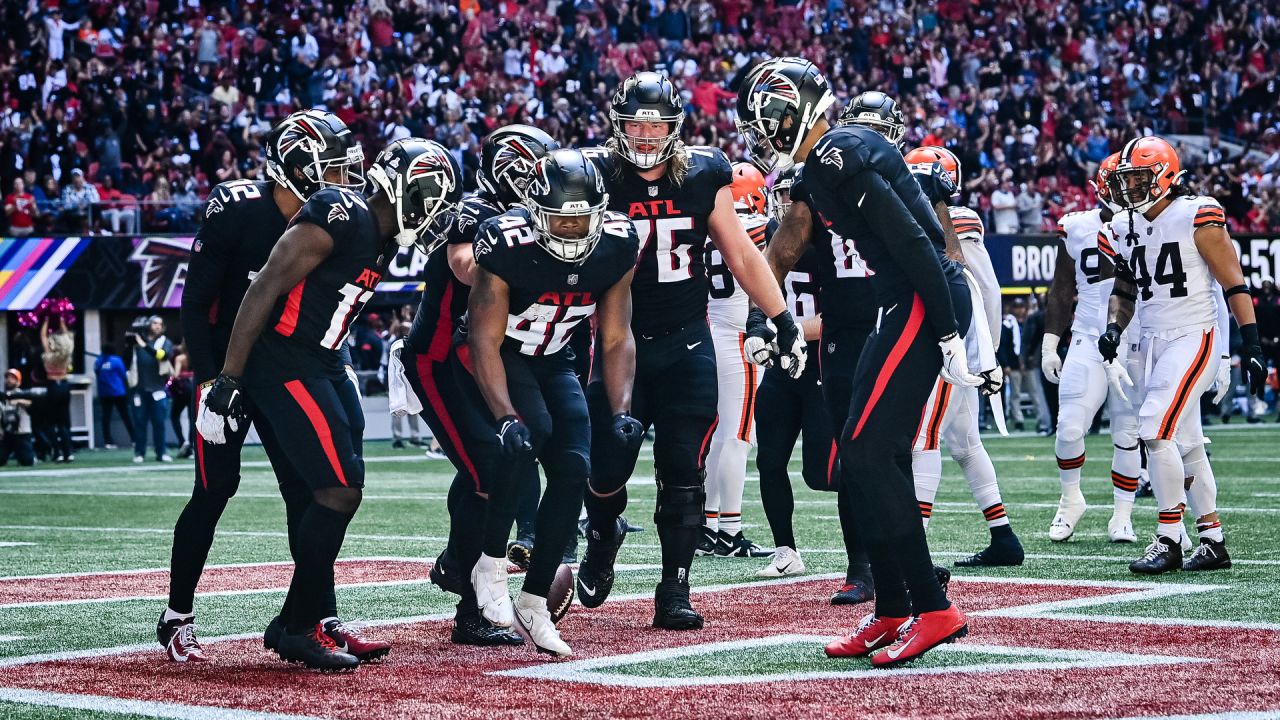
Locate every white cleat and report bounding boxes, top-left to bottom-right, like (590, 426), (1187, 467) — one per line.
(756, 546), (806, 578)
(515, 592), (571, 657)
(1108, 501), (1137, 543)
(1048, 495), (1087, 542)
(471, 553), (514, 628)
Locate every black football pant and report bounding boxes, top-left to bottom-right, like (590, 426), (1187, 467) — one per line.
(838, 293), (958, 618)
(756, 341), (837, 550)
(818, 325), (875, 577)
(488, 347), (590, 599)
(586, 322), (718, 584)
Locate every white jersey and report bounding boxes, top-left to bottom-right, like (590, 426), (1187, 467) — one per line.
(950, 206), (1001, 345)
(1057, 208), (1111, 337)
(707, 211), (771, 331)
(1101, 196), (1224, 334)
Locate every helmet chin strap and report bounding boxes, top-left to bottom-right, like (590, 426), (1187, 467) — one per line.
(394, 226), (417, 248)
(371, 163), (419, 248)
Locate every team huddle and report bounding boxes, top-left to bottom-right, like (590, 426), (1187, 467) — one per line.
(153, 56), (1268, 672)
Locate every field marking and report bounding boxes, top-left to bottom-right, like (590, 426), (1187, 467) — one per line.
(0, 556), (428, 582)
(0, 543), (33, 548)
(0, 636), (23, 643)
(0, 687), (331, 720)
(0, 489), (452, 501)
(0, 524), (449, 543)
(491, 634), (1207, 688)
(1106, 713), (1280, 720)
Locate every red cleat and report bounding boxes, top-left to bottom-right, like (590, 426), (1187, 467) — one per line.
(825, 613), (909, 658)
(871, 604), (968, 668)
(323, 620), (391, 662)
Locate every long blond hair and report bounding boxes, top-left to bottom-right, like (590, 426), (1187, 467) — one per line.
(604, 138), (690, 187)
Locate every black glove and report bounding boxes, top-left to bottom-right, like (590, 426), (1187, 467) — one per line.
(496, 415), (532, 457)
(1240, 323), (1267, 398)
(611, 412), (644, 451)
(771, 310), (807, 378)
(745, 307), (774, 343)
(452, 311), (470, 347)
(204, 373), (245, 420)
(1097, 322), (1123, 362)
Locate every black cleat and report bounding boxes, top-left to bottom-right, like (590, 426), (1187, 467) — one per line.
(1183, 538), (1232, 571)
(430, 552), (466, 596)
(694, 527), (717, 557)
(954, 535), (1025, 568)
(934, 565), (952, 597)
(451, 609), (525, 646)
(1130, 536), (1183, 575)
(653, 579), (704, 630)
(714, 530), (774, 558)
(276, 623), (359, 671)
(263, 615), (284, 651)
(577, 516), (627, 608)
(507, 538), (533, 571)
(622, 518), (646, 534)
(831, 562), (874, 605)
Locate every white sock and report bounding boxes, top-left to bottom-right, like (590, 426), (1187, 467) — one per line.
(719, 512), (742, 536)
(954, 443), (1009, 528)
(1182, 444), (1223, 543)
(1146, 440), (1188, 541)
(1111, 443), (1141, 503)
(912, 448), (942, 529)
(162, 607), (193, 623)
(710, 437), (751, 535)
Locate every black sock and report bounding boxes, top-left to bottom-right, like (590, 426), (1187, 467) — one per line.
(585, 485), (627, 541)
(657, 519), (698, 584)
(990, 524), (1015, 541)
(523, 474), (586, 598)
(896, 525), (948, 614)
(514, 467), (540, 541)
(837, 483), (867, 567)
(865, 539), (911, 618)
(287, 503), (354, 633)
(480, 462), (527, 559)
(758, 464), (796, 550)
(167, 493), (230, 613)
(446, 474), (485, 607)
(277, 483), (311, 623)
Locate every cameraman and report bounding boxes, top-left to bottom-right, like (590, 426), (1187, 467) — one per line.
(1, 370), (39, 467)
(130, 316), (174, 463)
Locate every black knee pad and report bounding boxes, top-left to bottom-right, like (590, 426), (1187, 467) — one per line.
(654, 474), (706, 529)
(547, 450), (589, 487)
(314, 487), (362, 515)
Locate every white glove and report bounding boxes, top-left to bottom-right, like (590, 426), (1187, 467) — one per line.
(194, 382), (238, 445)
(1041, 333), (1062, 384)
(939, 333), (982, 387)
(1211, 355), (1232, 404)
(743, 335), (773, 367)
(1103, 359), (1134, 402)
(776, 332), (808, 379)
(978, 365), (1004, 396)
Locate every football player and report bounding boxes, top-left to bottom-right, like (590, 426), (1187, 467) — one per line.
(160, 110), (365, 663)
(395, 125), (557, 646)
(467, 149), (640, 656)
(1041, 153), (1143, 543)
(737, 58), (980, 667)
(700, 162), (774, 558)
(577, 71), (804, 630)
(200, 139), (462, 669)
(1097, 136), (1265, 573)
(755, 161), (876, 603)
(904, 145), (1024, 567)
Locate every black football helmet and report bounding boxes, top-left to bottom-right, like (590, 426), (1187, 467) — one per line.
(610, 72), (685, 169)
(837, 91), (906, 147)
(265, 110), (365, 201)
(735, 57), (835, 174)
(769, 162), (802, 223)
(524, 149), (610, 263)
(366, 138), (463, 254)
(477, 124), (560, 208)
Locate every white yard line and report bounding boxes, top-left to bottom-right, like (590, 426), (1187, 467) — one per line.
(0, 556), (428, 582)
(0, 688), (334, 720)
(0, 524), (448, 543)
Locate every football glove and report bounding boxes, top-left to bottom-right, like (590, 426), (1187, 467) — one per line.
(496, 415), (532, 457)
(196, 375), (245, 445)
(744, 308), (775, 367)
(611, 412), (644, 451)
(978, 366), (1004, 397)
(771, 310), (807, 379)
(1103, 359), (1134, 402)
(1211, 355), (1232, 405)
(1041, 333), (1062, 384)
(1240, 323), (1267, 398)
(938, 332), (982, 387)
(1098, 322), (1123, 362)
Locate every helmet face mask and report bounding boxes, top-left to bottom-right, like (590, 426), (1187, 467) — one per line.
(266, 111), (365, 201)
(367, 139), (462, 255)
(735, 58), (835, 174)
(1108, 137), (1182, 213)
(611, 73), (685, 169)
(525, 149), (610, 263)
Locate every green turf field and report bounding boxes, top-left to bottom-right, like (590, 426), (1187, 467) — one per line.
(0, 424), (1277, 718)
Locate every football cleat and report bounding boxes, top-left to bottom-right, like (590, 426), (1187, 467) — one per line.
(714, 530), (774, 558)
(515, 592), (572, 656)
(577, 516), (628, 608)
(471, 553), (514, 627)
(756, 546), (806, 578)
(954, 534), (1025, 567)
(157, 614), (208, 662)
(323, 619), (391, 662)
(276, 623), (359, 671)
(1129, 535), (1183, 575)
(263, 615), (285, 651)
(507, 538), (534, 571)
(871, 604), (968, 668)
(653, 579), (704, 630)
(429, 551), (467, 596)
(1108, 515), (1138, 543)
(1048, 494), (1087, 542)
(451, 609), (525, 646)
(694, 526), (717, 556)
(1183, 538), (1232, 571)
(831, 562), (874, 605)
(825, 613), (910, 658)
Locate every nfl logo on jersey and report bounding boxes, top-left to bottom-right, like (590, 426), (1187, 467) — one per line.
(648, 186), (659, 197)
(568, 274), (578, 285)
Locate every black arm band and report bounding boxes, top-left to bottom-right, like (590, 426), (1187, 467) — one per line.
(1223, 284), (1249, 299)
(1114, 289), (1137, 303)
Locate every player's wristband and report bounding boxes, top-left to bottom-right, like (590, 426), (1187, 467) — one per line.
(1223, 284), (1250, 299)
(1114, 288), (1137, 303)
(1240, 323), (1261, 348)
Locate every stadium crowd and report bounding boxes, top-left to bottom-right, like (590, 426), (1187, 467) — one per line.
(1, 0), (1279, 237)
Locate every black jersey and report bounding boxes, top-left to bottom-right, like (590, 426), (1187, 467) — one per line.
(474, 207), (639, 357)
(408, 192), (503, 360)
(588, 145), (732, 337)
(803, 125), (961, 338)
(247, 187), (393, 385)
(183, 179), (287, 383)
(785, 245), (823, 324)
(792, 168), (877, 331)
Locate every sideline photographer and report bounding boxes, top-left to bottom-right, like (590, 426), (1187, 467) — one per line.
(129, 316), (174, 463)
(1, 369), (43, 467)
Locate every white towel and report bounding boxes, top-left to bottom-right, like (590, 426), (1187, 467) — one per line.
(387, 338), (422, 417)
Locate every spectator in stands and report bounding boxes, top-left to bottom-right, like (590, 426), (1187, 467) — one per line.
(130, 317), (173, 464)
(39, 315), (74, 463)
(3, 178), (36, 237)
(1016, 182), (1046, 233)
(96, 175), (137, 235)
(94, 343), (133, 450)
(59, 169), (98, 234)
(991, 179), (1019, 234)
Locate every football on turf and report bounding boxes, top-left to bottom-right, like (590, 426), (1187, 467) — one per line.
(548, 563), (575, 624)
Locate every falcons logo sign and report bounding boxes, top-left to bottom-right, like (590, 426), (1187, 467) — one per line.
(276, 115), (327, 157)
(408, 150), (457, 193)
(745, 68), (800, 113)
(129, 237), (192, 308)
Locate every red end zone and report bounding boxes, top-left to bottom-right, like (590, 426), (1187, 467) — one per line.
(1, 576), (1278, 719)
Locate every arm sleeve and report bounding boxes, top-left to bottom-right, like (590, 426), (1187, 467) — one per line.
(181, 196), (238, 382)
(337, 340), (353, 367)
(846, 169), (958, 337)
